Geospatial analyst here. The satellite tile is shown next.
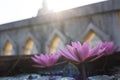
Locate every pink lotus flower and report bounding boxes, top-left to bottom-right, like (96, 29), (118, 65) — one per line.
(32, 53), (61, 68)
(60, 41), (105, 63)
(60, 41), (118, 80)
(100, 41), (119, 55)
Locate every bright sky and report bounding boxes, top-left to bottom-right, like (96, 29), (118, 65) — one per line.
(0, 0), (106, 25)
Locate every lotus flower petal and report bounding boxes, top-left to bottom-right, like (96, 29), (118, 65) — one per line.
(66, 45), (80, 60)
(32, 57), (42, 64)
(100, 41), (118, 56)
(32, 53), (60, 67)
(60, 41), (118, 64)
(80, 42), (90, 61)
(60, 49), (80, 62)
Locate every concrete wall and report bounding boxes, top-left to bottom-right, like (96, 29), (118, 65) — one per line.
(0, 0), (120, 55)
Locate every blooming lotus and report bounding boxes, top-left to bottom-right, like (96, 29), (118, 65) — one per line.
(32, 53), (61, 68)
(60, 41), (105, 63)
(60, 41), (118, 80)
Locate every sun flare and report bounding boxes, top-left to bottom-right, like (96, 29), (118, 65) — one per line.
(47, 0), (107, 12)
(47, 0), (73, 12)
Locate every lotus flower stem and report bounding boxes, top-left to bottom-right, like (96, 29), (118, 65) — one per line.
(81, 63), (87, 80)
(54, 61), (67, 66)
(49, 66), (56, 80)
(102, 56), (108, 73)
(49, 67), (54, 80)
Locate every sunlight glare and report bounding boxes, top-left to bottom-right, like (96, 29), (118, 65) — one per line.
(47, 0), (107, 12)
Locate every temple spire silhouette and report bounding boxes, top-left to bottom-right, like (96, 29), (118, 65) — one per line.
(42, 0), (48, 11)
(37, 0), (53, 16)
